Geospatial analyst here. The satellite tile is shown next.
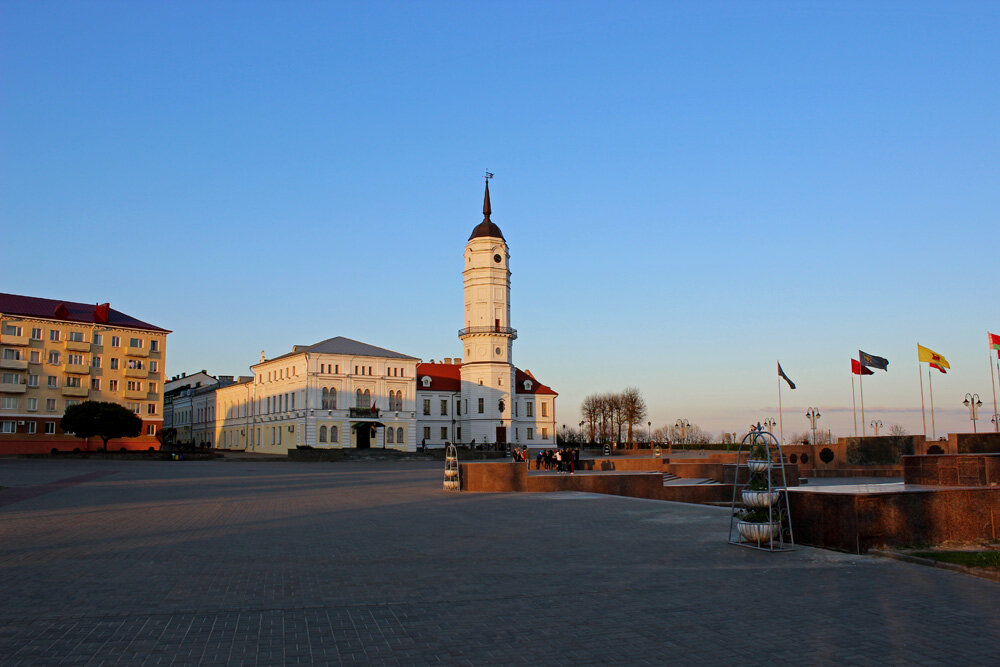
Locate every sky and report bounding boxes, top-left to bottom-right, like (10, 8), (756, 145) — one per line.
(2, 1), (998, 440)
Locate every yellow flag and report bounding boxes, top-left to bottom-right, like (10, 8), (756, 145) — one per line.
(917, 344), (950, 369)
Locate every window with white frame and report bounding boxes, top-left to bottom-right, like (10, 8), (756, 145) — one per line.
(1, 372), (18, 385)
(93, 334), (102, 345)
(111, 336), (120, 347)
(49, 330), (60, 342)
(4, 349), (21, 360)
(67, 353), (84, 366)
(1, 421), (14, 433)
(146, 424), (156, 436)
(27, 397), (38, 411)
(109, 380), (118, 391)
(30, 350), (40, 363)
(68, 331), (84, 342)
(31, 327), (42, 340)
(4, 325), (21, 336)
(149, 339), (158, 352)
(28, 374), (38, 387)
(47, 351), (59, 365)
(27, 422), (36, 434)
(92, 356), (101, 368)
(65, 376), (81, 388)
(46, 398), (56, 412)
(45, 421), (56, 434)
(47, 376), (57, 388)
(440, 400), (448, 416)
(110, 358), (119, 370)
(478, 398), (484, 413)
(129, 338), (143, 349)
(1, 397), (18, 409)
(91, 378), (100, 390)
(147, 404), (156, 415)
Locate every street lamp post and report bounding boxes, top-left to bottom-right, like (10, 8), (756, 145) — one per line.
(869, 419), (882, 436)
(675, 419), (690, 446)
(647, 421), (651, 449)
(964, 393), (983, 433)
(805, 408), (821, 446)
(578, 420), (585, 446)
(762, 418), (777, 434)
(562, 423), (567, 446)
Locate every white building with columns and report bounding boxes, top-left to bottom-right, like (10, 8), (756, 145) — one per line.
(165, 182), (557, 453)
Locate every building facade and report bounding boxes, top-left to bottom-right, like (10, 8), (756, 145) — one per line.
(0, 293), (169, 453)
(163, 183), (557, 453)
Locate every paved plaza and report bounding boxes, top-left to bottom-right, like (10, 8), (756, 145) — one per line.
(0, 459), (998, 666)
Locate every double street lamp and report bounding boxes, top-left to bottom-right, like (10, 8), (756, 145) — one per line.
(964, 393), (983, 433)
(869, 419), (883, 437)
(762, 418), (777, 434)
(805, 408), (821, 446)
(675, 419), (690, 445)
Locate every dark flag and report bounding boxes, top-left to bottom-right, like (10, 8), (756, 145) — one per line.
(777, 362), (796, 389)
(859, 350), (889, 371)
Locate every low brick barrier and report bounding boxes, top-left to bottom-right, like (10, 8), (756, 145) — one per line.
(903, 453), (1000, 486)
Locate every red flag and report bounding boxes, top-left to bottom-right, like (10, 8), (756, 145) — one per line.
(929, 362), (947, 374)
(852, 358), (874, 375)
(989, 332), (1000, 350)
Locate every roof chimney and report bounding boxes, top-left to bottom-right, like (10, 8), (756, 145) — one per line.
(444, 357), (452, 365)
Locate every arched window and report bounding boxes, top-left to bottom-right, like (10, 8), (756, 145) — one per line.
(319, 425), (327, 443)
(356, 389), (362, 407)
(363, 389), (371, 408)
(330, 425), (338, 443)
(396, 427), (404, 444)
(329, 388), (336, 409)
(321, 388), (329, 409)
(387, 427), (394, 444)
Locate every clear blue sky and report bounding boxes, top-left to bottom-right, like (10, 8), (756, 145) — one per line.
(3, 1), (998, 439)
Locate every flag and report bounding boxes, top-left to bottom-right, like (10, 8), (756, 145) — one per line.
(989, 332), (1000, 350)
(929, 363), (947, 374)
(851, 358), (874, 375)
(917, 344), (950, 371)
(777, 362), (796, 389)
(859, 350), (889, 371)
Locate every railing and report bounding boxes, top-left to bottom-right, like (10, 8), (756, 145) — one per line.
(458, 326), (518, 338)
(349, 407), (380, 418)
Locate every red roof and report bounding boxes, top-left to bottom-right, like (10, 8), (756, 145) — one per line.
(416, 362), (557, 395)
(0, 292), (169, 332)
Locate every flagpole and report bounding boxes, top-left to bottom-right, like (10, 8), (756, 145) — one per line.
(859, 354), (866, 437)
(851, 372), (857, 437)
(918, 345), (927, 438)
(777, 370), (784, 445)
(928, 366), (936, 441)
(990, 344), (999, 432)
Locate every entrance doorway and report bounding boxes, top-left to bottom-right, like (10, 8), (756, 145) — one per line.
(495, 426), (507, 445)
(356, 423), (372, 449)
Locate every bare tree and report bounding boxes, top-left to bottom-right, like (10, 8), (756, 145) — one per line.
(620, 387), (648, 446)
(888, 423), (908, 436)
(580, 395), (601, 445)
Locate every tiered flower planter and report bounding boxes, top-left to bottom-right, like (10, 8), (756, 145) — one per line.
(728, 424), (795, 551)
(443, 443), (460, 491)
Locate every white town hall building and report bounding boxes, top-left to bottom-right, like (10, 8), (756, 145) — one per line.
(165, 183), (557, 453)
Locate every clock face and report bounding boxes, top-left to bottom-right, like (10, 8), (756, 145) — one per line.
(495, 347), (501, 355)
(493, 254), (502, 263)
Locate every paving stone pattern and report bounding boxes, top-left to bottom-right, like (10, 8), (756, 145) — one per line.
(0, 459), (998, 665)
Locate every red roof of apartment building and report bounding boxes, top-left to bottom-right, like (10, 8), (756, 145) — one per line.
(0, 292), (169, 332)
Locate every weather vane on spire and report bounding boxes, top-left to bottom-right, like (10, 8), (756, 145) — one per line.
(484, 170), (494, 182)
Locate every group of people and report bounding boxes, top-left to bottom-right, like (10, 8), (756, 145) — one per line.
(534, 447), (580, 474)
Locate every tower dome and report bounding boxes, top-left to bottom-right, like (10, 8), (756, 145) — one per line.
(469, 180), (505, 240)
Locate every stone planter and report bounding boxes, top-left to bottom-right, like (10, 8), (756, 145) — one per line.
(741, 489), (780, 508)
(736, 520), (779, 543)
(747, 459), (771, 473)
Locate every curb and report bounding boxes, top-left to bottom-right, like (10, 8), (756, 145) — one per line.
(869, 549), (1000, 583)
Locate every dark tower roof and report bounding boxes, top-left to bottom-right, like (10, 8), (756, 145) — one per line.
(468, 180), (505, 240)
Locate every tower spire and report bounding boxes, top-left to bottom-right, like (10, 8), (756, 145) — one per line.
(483, 172), (493, 222)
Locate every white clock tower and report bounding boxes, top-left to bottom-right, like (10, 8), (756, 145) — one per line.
(459, 179), (517, 445)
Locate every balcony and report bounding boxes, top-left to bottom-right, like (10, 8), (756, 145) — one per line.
(349, 407), (380, 419)
(0, 358), (28, 370)
(124, 388), (148, 400)
(0, 381), (27, 394)
(1, 333), (29, 346)
(124, 367), (148, 379)
(64, 339), (91, 352)
(125, 346), (149, 358)
(64, 363), (90, 375)
(62, 385), (89, 398)
(458, 326), (518, 340)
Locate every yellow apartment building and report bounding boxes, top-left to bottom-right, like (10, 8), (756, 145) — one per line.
(0, 292), (169, 453)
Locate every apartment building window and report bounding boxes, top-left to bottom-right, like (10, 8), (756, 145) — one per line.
(440, 427), (448, 440)
(65, 400), (80, 408)
(1, 397), (18, 410)
(66, 377), (81, 388)
(92, 356), (101, 368)
(27, 397), (38, 411)
(128, 403), (140, 414)
(30, 351), (40, 363)
(440, 400), (448, 416)
(478, 398), (484, 413)
(1, 372), (18, 385)
(67, 354), (84, 366)
(4, 349), (21, 360)
(456, 427), (462, 440)
(423, 426), (431, 441)
(111, 336), (120, 347)
(147, 404), (156, 415)
(527, 428), (534, 440)
(110, 358), (119, 370)
(46, 399), (57, 412)
(109, 380), (118, 391)
(147, 425), (156, 436)
(148, 382), (157, 394)
(49, 330), (60, 342)
(68, 331), (84, 342)
(541, 403), (548, 417)
(526, 401), (533, 417)
(4, 325), (21, 336)
(31, 328), (42, 340)
(93, 334), (102, 346)
(542, 428), (548, 439)
(90, 378), (100, 390)
(47, 376), (57, 388)
(47, 351), (59, 365)
(1, 422), (14, 434)
(28, 374), (39, 387)
(45, 422), (55, 434)
(27, 422), (36, 434)
(127, 381), (141, 392)
(149, 360), (157, 372)
(149, 340), (158, 352)
(129, 338), (143, 349)
(423, 399), (431, 415)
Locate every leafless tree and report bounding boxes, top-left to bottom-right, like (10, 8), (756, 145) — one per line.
(620, 387), (648, 445)
(888, 423), (908, 436)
